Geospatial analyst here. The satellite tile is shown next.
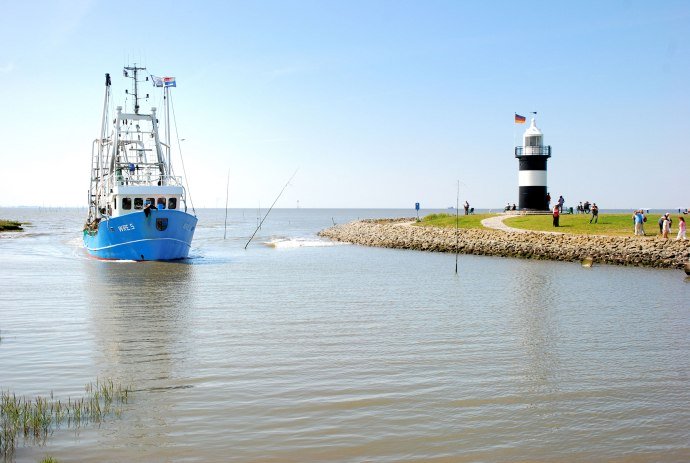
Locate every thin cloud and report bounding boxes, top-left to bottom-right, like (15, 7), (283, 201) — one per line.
(0, 62), (15, 74)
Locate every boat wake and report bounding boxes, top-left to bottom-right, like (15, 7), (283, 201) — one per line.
(263, 237), (342, 249)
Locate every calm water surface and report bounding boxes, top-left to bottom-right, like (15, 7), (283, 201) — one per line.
(0, 208), (688, 462)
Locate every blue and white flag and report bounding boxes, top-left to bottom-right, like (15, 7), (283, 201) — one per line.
(151, 75), (164, 87)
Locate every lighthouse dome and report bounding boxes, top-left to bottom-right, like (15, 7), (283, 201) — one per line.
(523, 118), (543, 151)
(523, 118), (543, 137)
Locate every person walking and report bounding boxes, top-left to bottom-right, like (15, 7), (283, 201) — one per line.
(590, 203), (598, 224)
(464, 201), (470, 216)
(676, 216), (687, 240)
(553, 205), (560, 227)
(658, 214), (665, 234)
(557, 195), (565, 213)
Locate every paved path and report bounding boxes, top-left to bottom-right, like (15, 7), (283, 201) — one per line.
(481, 215), (564, 235)
(480, 215), (528, 232)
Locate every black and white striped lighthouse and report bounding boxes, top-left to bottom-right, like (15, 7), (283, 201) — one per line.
(515, 118), (551, 210)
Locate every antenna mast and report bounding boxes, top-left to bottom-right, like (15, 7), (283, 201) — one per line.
(124, 64), (146, 114)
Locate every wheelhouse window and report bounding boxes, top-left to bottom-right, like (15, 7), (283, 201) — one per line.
(113, 198), (117, 210)
(146, 198), (155, 208)
(168, 197), (177, 210)
(122, 197), (132, 210)
(134, 198), (144, 210)
(157, 197), (166, 209)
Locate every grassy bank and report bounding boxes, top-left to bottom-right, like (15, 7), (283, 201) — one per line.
(416, 212), (685, 238)
(415, 213), (495, 229)
(0, 220), (23, 231)
(504, 213), (680, 237)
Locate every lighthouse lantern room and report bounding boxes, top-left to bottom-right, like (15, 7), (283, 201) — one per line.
(514, 118), (551, 211)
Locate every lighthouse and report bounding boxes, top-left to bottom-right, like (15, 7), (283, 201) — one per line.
(515, 118), (551, 210)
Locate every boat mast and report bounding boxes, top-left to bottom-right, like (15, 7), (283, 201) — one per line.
(89, 73), (112, 220)
(124, 64), (145, 114)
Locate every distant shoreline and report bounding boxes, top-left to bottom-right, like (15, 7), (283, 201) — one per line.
(319, 219), (690, 269)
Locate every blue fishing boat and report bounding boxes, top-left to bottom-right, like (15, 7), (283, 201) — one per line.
(83, 66), (197, 260)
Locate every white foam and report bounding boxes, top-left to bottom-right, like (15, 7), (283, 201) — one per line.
(263, 238), (342, 249)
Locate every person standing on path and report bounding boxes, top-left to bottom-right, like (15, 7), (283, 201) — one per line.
(546, 192), (551, 209)
(590, 203), (599, 224)
(662, 214), (671, 238)
(676, 216), (687, 240)
(553, 205), (560, 227)
(640, 209), (647, 236)
(633, 210), (644, 234)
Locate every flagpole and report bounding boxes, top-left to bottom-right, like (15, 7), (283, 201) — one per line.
(513, 113), (518, 168)
(165, 85), (171, 180)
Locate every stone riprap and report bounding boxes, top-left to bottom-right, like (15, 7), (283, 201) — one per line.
(318, 219), (690, 269)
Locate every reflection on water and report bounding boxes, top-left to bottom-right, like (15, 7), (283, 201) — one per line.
(510, 262), (561, 394)
(83, 260), (199, 457)
(0, 208), (688, 462)
(85, 260), (197, 379)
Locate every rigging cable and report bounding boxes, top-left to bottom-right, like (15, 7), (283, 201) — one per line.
(169, 90), (196, 216)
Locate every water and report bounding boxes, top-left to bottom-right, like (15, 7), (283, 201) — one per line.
(1, 207), (688, 462)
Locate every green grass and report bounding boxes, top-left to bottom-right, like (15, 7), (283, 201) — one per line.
(0, 220), (23, 231)
(414, 212), (683, 237)
(503, 213), (673, 237)
(415, 213), (496, 229)
(1, 378), (131, 458)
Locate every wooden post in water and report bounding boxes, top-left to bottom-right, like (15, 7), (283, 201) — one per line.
(223, 169), (230, 240)
(455, 180), (459, 275)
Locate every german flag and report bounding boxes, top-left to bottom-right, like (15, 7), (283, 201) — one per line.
(514, 113), (526, 124)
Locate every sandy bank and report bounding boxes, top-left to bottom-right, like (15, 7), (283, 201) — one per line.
(318, 219), (690, 269)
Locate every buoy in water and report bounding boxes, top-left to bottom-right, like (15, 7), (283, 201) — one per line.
(582, 256), (594, 268)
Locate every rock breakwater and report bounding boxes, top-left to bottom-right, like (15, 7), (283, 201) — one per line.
(318, 219), (690, 269)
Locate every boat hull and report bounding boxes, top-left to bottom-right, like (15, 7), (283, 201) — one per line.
(83, 209), (197, 261)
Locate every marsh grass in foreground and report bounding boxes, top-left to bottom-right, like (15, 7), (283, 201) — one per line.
(415, 213), (496, 229)
(0, 220), (23, 232)
(1, 378), (131, 458)
(504, 213), (677, 237)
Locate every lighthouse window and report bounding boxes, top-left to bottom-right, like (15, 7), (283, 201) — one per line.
(122, 197), (132, 210)
(157, 197), (166, 209)
(134, 198), (144, 210)
(168, 197), (177, 209)
(526, 136), (541, 146)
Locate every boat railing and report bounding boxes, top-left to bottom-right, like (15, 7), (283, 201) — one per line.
(105, 169), (184, 188)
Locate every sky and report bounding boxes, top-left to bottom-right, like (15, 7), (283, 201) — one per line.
(1, 0), (689, 209)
